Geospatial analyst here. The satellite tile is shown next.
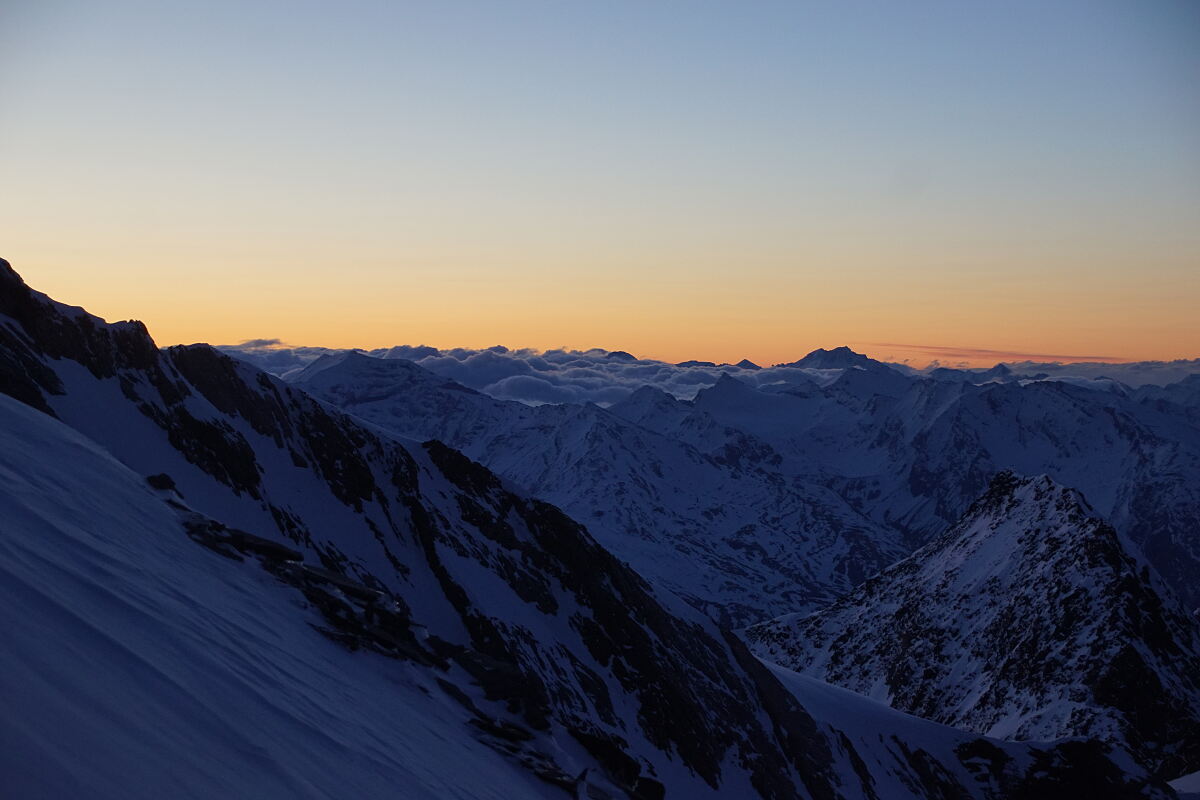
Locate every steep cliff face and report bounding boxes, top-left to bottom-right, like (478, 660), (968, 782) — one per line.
(746, 471), (1200, 779)
(0, 257), (1174, 798)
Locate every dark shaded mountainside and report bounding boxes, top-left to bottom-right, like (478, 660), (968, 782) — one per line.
(746, 472), (1200, 780)
(0, 256), (1178, 798)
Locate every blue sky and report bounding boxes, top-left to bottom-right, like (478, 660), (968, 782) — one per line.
(1, 0), (1197, 364)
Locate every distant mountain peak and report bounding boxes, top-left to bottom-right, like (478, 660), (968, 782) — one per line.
(292, 350), (480, 397)
(747, 470), (1200, 777)
(623, 384), (676, 405)
(782, 346), (883, 371)
(704, 372), (755, 396)
(292, 350), (384, 379)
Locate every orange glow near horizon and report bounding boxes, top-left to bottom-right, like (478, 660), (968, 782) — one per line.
(2, 2), (1197, 370)
(7, 248), (1195, 370)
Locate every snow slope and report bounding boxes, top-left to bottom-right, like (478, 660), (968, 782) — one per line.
(1172, 770), (1200, 798)
(770, 665), (1175, 800)
(0, 392), (558, 800)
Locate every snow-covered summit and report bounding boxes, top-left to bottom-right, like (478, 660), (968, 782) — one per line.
(745, 471), (1200, 778)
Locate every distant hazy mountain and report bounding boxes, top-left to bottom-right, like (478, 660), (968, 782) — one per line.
(745, 472), (1200, 778)
(221, 339), (1200, 410)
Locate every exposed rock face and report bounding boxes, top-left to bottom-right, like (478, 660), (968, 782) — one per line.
(746, 471), (1200, 778)
(0, 257), (1176, 797)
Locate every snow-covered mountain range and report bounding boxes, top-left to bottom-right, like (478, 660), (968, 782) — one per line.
(287, 351), (906, 627)
(1, 390), (1170, 799)
(744, 472), (1200, 778)
(680, 362), (1200, 616)
(4, 258), (1178, 796)
(4, 260), (1195, 796)
(249, 341), (1200, 625)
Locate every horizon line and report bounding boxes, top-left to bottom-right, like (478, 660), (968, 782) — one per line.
(215, 338), (1200, 370)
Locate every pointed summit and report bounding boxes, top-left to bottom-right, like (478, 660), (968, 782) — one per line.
(621, 384), (677, 406)
(985, 362), (1013, 377)
(700, 372), (756, 399)
(608, 384), (690, 430)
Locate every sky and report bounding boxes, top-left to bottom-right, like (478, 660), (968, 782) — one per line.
(1, 0), (1197, 367)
